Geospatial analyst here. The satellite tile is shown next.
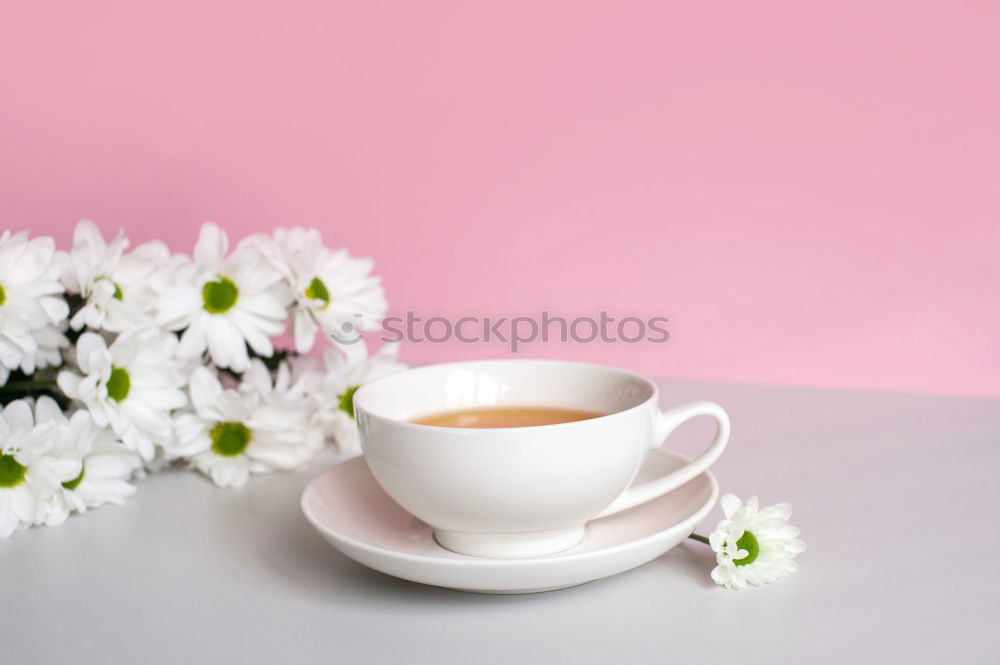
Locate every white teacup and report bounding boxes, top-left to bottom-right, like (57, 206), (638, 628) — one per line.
(353, 359), (729, 558)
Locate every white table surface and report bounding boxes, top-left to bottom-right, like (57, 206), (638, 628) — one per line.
(4, 379), (999, 664)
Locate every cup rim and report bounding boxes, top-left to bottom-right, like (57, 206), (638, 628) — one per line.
(353, 358), (659, 433)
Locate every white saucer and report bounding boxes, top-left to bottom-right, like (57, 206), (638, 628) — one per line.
(301, 449), (718, 594)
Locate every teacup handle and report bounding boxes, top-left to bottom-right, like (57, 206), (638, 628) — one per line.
(596, 401), (730, 518)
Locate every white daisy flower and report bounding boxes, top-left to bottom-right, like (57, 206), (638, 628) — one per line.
(298, 342), (406, 456)
(254, 227), (386, 354)
(34, 401), (141, 525)
(57, 330), (188, 461)
(0, 231), (69, 382)
(154, 223), (290, 372)
(0, 398), (81, 537)
(240, 357), (319, 411)
(707, 494), (806, 590)
(61, 219), (170, 332)
(171, 366), (319, 488)
(1, 323), (71, 387)
(239, 358), (325, 453)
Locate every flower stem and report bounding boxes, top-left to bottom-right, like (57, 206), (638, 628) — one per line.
(688, 533), (710, 545)
(0, 379), (57, 393)
(0, 369), (65, 408)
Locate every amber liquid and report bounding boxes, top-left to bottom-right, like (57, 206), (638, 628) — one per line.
(411, 406), (603, 428)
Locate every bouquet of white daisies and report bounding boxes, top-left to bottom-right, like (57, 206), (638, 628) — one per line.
(0, 220), (405, 538)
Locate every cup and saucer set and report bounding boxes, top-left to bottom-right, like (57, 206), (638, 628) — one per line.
(301, 360), (728, 594)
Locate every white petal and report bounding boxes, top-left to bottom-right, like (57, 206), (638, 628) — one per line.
(720, 494), (742, 520)
(2, 400), (35, 433)
(193, 222), (227, 265)
(85, 452), (139, 479)
(177, 315), (208, 359)
(204, 456), (250, 488)
(75, 332), (109, 373)
(293, 307), (317, 353)
(189, 367), (223, 411)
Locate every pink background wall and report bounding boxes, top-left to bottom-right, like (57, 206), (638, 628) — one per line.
(2, 2), (998, 397)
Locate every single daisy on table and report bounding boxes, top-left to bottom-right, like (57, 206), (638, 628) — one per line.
(154, 223), (291, 372)
(171, 366), (319, 488)
(252, 227), (386, 354)
(57, 330), (188, 461)
(34, 399), (141, 525)
(0, 231), (69, 384)
(704, 494), (806, 590)
(61, 219), (170, 332)
(295, 342), (406, 456)
(0, 398), (81, 537)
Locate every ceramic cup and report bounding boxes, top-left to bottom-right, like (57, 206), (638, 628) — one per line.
(353, 359), (729, 558)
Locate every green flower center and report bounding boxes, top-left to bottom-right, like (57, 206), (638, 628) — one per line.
(202, 276), (239, 314)
(0, 283), (6, 306)
(0, 454), (27, 488)
(97, 276), (123, 300)
(338, 385), (360, 419)
(63, 466), (85, 491)
(106, 366), (131, 402)
(304, 276), (331, 310)
(210, 422), (252, 457)
(733, 530), (760, 566)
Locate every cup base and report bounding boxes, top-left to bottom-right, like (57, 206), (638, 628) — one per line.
(433, 525), (586, 558)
